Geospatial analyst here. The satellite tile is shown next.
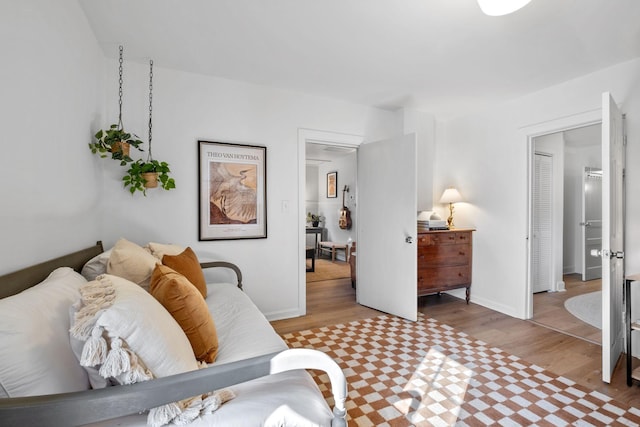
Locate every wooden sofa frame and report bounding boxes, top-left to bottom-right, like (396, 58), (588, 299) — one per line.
(0, 241), (347, 426)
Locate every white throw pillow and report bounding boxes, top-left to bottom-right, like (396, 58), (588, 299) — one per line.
(106, 238), (158, 291)
(71, 274), (230, 426)
(80, 248), (112, 281)
(0, 267), (90, 397)
(71, 274), (198, 380)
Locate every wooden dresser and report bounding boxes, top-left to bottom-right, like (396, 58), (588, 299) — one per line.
(417, 228), (474, 303)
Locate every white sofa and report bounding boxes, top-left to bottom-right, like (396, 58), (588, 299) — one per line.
(0, 241), (347, 427)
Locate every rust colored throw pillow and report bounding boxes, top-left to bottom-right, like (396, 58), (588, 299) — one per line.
(162, 247), (207, 299)
(150, 264), (218, 363)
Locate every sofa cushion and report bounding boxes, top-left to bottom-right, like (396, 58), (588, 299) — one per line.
(106, 238), (158, 291)
(162, 247), (207, 298)
(0, 267), (89, 397)
(150, 264), (219, 363)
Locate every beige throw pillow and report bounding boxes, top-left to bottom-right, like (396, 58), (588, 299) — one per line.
(106, 238), (158, 291)
(146, 242), (185, 261)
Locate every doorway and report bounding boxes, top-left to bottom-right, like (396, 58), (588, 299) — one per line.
(530, 123), (603, 344)
(297, 129), (362, 316)
(305, 141), (356, 288)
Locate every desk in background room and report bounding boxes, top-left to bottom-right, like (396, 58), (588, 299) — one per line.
(305, 227), (324, 272)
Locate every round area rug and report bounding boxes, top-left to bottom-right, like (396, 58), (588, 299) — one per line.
(564, 290), (602, 329)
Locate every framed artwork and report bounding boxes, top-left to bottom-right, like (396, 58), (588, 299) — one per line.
(198, 140), (267, 241)
(327, 171), (337, 198)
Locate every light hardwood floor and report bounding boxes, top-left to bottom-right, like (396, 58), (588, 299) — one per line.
(532, 274), (602, 344)
(270, 275), (640, 408)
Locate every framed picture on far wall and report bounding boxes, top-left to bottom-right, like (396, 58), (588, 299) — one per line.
(327, 171), (337, 198)
(198, 140), (267, 241)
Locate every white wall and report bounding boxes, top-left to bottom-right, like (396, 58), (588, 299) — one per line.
(435, 57), (640, 319)
(0, 0), (104, 273)
(96, 61), (397, 319)
(401, 109), (436, 211)
(305, 165), (319, 206)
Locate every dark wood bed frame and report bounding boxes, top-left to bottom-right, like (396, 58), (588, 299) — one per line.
(0, 241), (346, 427)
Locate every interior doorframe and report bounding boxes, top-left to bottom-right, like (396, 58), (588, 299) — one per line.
(522, 109), (602, 319)
(297, 129), (363, 316)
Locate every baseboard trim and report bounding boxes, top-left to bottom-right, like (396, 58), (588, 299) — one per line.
(445, 289), (522, 319)
(264, 307), (303, 322)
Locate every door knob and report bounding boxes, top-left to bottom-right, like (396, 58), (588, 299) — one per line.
(405, 236), (414, 244)
(591, 249), (625, 259)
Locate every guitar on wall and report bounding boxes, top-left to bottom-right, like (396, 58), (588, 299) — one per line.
(339, 185), (352, 230)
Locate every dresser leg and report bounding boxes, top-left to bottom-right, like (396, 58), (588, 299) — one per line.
(465, 287), (470, 304)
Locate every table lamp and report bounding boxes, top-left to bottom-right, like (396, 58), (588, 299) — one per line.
(439, 187), (463, 229)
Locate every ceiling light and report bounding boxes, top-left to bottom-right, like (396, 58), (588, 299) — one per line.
(477, 0), (532, 16)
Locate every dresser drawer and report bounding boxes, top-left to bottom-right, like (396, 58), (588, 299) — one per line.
(418, 244), (470, 267)
(454, 231), (471, 244)
(418, 265), (471, 289)
(422, 231), (471, 245)
(429, 232), (458, 245)
(417, 234), (432, 246)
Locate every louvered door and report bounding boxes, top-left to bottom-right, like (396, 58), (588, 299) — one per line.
(532, 153), (553, 293)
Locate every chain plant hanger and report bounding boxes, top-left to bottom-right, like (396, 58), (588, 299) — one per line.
(117, 45), (124, 131)
(89, 45), (143, 164)
(121, 59), (176, 195)
(147, 59), (154, 163)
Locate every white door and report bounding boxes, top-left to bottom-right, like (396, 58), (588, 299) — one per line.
(532, 153), (553, 293)
(582, 167), (602, 281)
(599, 92), (625, 383)
(357, 134), (417, 321)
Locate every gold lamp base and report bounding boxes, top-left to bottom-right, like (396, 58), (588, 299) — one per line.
(447, 202), (455, 229)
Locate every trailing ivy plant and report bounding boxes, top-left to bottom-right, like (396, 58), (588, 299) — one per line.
(89, 124), (144, 165)
(122, 159), (176, 196)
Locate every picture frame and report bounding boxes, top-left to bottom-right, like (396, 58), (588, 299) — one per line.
(198, 140), (267, 241)
(327, 171), (337, 198)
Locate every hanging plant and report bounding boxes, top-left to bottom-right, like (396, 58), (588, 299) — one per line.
(121, 59), (176, 196)
(89, 124), (144, 165)
(122, 159), (176, 195)
(88, 45), (144, 165)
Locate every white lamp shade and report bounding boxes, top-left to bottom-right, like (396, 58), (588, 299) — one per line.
(439, 187), (463, 204)
(477, 0), (531, 16)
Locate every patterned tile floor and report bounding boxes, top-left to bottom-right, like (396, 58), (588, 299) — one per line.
(282, 315), (640, 426)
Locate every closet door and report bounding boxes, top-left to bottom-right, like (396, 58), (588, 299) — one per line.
(532, 153), (553, 293)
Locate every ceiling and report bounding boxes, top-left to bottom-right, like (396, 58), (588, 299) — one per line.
(79, 0), (640, 119)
